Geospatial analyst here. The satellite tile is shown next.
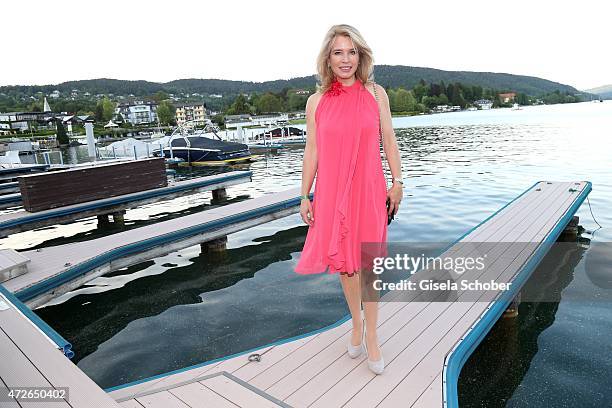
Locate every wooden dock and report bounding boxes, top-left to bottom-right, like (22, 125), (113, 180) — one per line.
(0, 180), (592, 407)
(0, 287), (121, 407)
(4, 187), (305, 308)
(106, 180), (591, 407)
(0, 170), (252, 237)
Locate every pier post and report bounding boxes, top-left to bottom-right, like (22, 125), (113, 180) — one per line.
(561, 215), (580, 237)
(97, 214), (110, 228)
(112, 211), (126, 226)
(85, 122), (96, 159)
(211, 188), (227, 204)
(503, 291), (521, 318)
(200, 236), (227, 253)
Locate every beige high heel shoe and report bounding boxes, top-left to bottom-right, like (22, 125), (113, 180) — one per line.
(363, 328), (385, 375)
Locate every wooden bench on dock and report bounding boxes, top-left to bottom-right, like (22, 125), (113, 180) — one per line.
(18, 158), (168, 212)
(106, 180), (591, 408)
(0, 170), (252, 237)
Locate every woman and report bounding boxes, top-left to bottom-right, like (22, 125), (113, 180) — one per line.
(294, 24), (403, 375)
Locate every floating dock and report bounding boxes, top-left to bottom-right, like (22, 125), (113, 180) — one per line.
(4, 187), (305, 308)
(107, 180), (591, 407)
(0, 180), (592, 407)
(0, 171), (252, 237)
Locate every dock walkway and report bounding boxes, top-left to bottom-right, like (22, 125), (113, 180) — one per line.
(107, 180), (591, 407)
(0, 171), (252, 237)
(0, 288), (121, 407)
(4, 187), (304, 308)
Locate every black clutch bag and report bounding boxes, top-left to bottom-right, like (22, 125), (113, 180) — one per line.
(386, 197), (394, 225)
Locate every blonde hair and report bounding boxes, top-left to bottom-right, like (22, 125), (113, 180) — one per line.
(316, 24), (374, 93)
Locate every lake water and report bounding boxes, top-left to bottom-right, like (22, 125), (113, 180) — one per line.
(3, 101), (611, 406)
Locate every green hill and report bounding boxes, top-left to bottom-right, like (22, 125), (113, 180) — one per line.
(0, 65), (580, 98)
(164, 66), (579, 96)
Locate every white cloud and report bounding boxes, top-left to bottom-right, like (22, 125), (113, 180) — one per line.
(1, 0), (609, 90)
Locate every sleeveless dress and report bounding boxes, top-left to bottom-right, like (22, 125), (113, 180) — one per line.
(294, 79), (388, 276)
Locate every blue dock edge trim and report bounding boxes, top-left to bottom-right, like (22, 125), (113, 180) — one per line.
(443, 180), (592, 408)
(15, 189), (310, 303)
(0, 171), (253, 230)
(0, 283), (74, 359)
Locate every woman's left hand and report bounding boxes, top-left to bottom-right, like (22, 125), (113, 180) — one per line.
(387, 183), (403, 217)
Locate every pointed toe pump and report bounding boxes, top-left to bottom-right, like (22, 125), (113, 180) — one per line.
(364, 329), (385, 375)
(367, 355), (385, 375)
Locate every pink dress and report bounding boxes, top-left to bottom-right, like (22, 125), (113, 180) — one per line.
(294, 79), (388, 276)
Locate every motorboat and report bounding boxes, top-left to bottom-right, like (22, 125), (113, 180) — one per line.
(152, 121), (254, 166)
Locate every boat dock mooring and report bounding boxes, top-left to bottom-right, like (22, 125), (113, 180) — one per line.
(0, 180), (592, 407)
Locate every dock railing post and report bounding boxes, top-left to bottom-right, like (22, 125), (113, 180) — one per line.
(503, 291), (521, 318)
(97, 214), (110, 228)
(561, 215), (580, 238)
(112, 211), (126, 226)
(200, 236), (228, 255)
(211, 188), (227, 204)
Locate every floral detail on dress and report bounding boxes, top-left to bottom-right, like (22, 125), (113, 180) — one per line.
(327, 78), (345, 96)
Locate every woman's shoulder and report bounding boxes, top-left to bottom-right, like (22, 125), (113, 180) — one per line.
(306, 91), (324, 115)
(308, 91), (323, 103)
(363, 80), (389, 108)
(363, 80), (386, 96)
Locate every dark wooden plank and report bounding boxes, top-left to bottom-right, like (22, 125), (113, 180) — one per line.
(18, 159), (167, 212)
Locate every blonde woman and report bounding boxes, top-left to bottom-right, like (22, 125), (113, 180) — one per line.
(294, 24), (403, 375)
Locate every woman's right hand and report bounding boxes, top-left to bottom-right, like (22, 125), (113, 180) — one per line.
(300, 199), (314, 226)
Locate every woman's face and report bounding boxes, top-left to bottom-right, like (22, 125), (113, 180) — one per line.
(328, 35), (359, 81)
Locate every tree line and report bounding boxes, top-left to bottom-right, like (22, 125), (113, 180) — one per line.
(2, 79), (583, 134)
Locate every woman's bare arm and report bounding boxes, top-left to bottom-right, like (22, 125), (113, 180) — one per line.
(374, 84), (402, 182)
(301, 92), (321, 197)
(369, 82), (403, 215)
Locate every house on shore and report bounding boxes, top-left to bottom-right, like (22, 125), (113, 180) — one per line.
(115, 101), (158, 125)
(498, 92), (517, 103)
(175, 102), (210, 125)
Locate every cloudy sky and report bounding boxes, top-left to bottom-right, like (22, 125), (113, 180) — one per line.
(1, 0), (609, 90)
